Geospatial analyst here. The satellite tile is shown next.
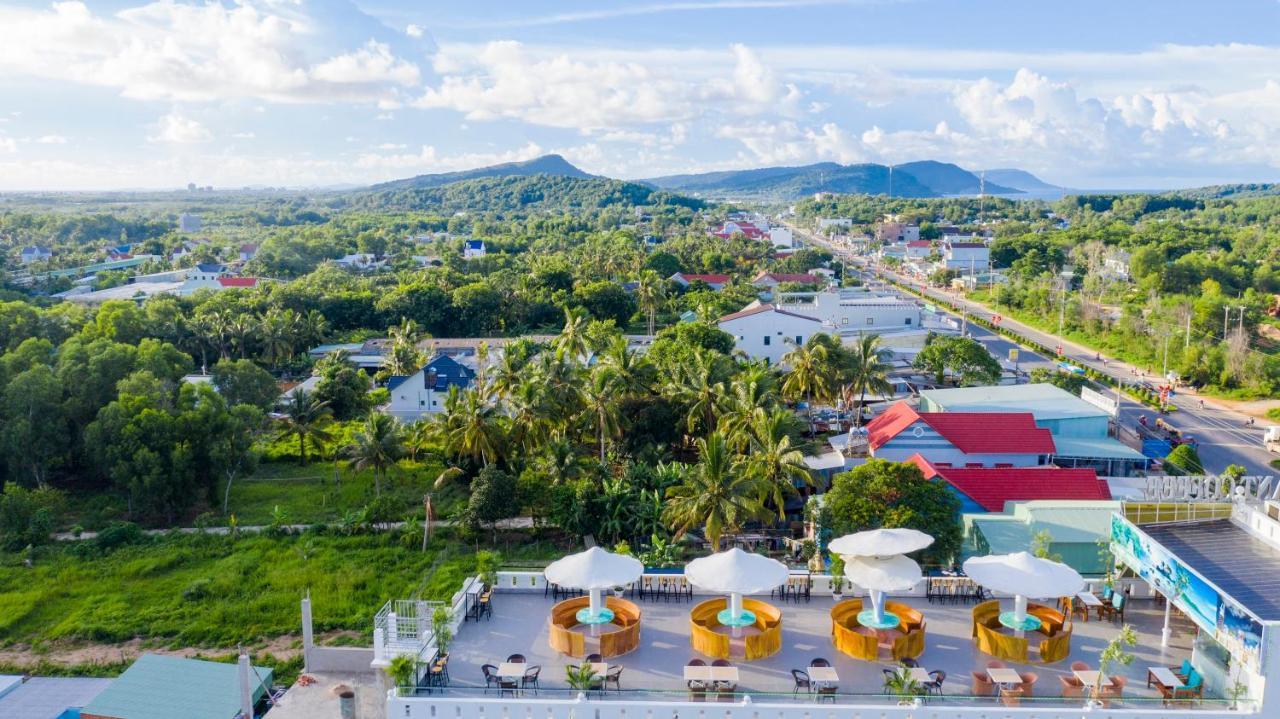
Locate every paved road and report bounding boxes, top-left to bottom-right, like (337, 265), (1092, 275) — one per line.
(795, 224), (1275, 476)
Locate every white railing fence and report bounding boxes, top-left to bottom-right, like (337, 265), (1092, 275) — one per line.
(373, 575), (481, 666)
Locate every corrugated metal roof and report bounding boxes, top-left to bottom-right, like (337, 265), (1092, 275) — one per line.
(867, 401), (1056, 454)
(1050, 436), (1148, 460)
(929, 466), (1111, 512)
(0, 677), (112, 719)
(82, 654), (272, 719)
(919, 383), (1110, 421)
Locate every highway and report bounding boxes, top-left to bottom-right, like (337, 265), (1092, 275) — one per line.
(793, 224), (1276, 477)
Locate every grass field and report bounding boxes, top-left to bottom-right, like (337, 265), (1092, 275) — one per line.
(0, 529), (565, 652)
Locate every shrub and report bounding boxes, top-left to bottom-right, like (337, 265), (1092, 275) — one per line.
(182, 578), (213, 602)
(94, 522), (145, 552)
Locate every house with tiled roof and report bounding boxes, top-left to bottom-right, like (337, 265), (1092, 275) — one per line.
(865, 401), (1055, 467)
(669, 272), (730, 291)
(907, 454), (1112, 513)
(905, 240), (933, 259)
(750, 271), (824, 288)
(717, 303), (824, 365)
(19, 246), (52, 265)
(386, 354), (476, 420)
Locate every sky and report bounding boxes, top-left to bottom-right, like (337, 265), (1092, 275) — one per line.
(1, 0), (1279, 191)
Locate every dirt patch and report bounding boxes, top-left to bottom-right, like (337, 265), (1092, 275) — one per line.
(0, 630), (363, 669)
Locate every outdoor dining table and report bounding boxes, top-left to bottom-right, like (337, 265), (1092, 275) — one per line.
(589, 662), (609, 676)
(1147, 666), (1184, 690)
(683, 665), (740, 683)
(907, 667), (931, 684)
(496, 662), (527, 679)
(987, 667), (1023, 687)
(1073, 669), (1102, 687)
(808, 666), (839, 685)
(1076, 591), (1104, 620)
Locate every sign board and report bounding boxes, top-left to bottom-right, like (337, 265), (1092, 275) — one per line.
(1080, 387), (1119, 417)
(1112, 515), (1266, 670)
(1007, 348), (1019, 363)
(1141, 474), (1276, 503)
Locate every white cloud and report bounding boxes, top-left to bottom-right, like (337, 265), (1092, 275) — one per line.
(35, 135), (68, 144)
(406, 24), (425, 38)
(375, 142), (407, 150)
(0, 136), (16, 154)
(439, 0), (857, 29)
(231, 131), (256, 139)
(0, 1), (425, 105)
(354, 141), (546, 174)
(417, 41), (797, 130)
(149, 113), (212, 144)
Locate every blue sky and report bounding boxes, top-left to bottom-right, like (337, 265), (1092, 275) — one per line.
(0, 0), (1278, 190)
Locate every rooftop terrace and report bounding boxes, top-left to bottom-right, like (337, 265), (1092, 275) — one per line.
(419, 589), (1219, 710)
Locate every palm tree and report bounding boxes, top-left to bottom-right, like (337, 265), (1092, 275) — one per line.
(716, 362), (779, 447)
(538, 437), (586, 485)
(443, 386), (505, 467)
(553, 308), (590, 363)
(741, 409), (813, 520)
(276, 388), (333, 465)
(300, 309), (329, 348)
(662, 432), (768, 551)
(406, 418), (438, 462)
(227, 315), (257, 360)
(506, 375), (553, 453)
(781, 339), (833, 429)
(382, 334), (425, 377)
(489, 338), (538, 402)
(259, 308), (300, 369)
(634, 269), (667, 336)
(579, 366), (624, 461)
(597, 335), (652, 397)
(844, 334), (893, 427)
(662, 349), (727, 438)
(344, 411), (405, 498)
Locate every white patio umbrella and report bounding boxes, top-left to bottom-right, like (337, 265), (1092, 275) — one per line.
(544, 547), (644, 623)
(685, 548), (789, 626)
(963, 552), (1084, 630)
(828, 528), (934, 559)
(844, 554), (922, 625)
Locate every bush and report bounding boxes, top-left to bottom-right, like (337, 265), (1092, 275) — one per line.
(182, 578), (213, 602)
(94, 522), (146, 552)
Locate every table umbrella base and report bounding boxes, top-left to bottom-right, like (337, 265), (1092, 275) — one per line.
(717, 609), (756, 627)
(998, 612), (1041, 632)
(857, 610), (901, 630)
(576, 607), (615, 624)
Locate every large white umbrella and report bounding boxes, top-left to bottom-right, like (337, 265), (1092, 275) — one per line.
(963, 552), (1084, 631)
(829, 528), (934, 558)
(844, 555), (922, 626)
(544, 547), (643, 624)
(685, 548), (789, 626)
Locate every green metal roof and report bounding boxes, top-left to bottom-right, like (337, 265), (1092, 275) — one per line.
(919, 383), (1109, 421)
(968, 500), (1119, 548)
(82, 654), (272, 719)
(1050, 436), (1148, 460)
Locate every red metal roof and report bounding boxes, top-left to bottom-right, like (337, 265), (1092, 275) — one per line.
(217, 277), (258, 287)
(906, 455), (1111, 511)
(866, 401), (1055, 454)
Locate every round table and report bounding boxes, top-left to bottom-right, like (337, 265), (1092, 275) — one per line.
(998, 612), (1041, 632)
(577, 607), (616, 625)
(717, 608), (756, 627)
(857, 610), (901, 630)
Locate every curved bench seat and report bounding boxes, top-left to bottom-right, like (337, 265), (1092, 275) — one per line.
(689, 597), (782, 660)
(548, 596), (642, 658)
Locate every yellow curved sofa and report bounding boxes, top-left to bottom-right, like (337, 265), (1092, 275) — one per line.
(830, 599), (878, 661)
(971, 599), (1072, 663)
(548, 596), (642, 658)
(689, 597), (783, 660)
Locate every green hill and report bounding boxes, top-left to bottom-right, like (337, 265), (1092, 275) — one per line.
(349, 174), (703, 215)
(643, 160), (1020, 199)
(369, 154), (593, 191)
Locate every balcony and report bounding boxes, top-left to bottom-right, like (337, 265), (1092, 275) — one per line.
(386, 576), (1253, 718)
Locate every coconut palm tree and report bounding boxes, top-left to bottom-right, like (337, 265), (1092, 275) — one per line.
(443, 386), (505, 467)
(741, 408), (813, 520)
(553, 307), (591, 363)
(259, 308), (300, 369)
(781, 339), (833, 428)
(597, 335), (653, 397)
(662, 348), (728, 438)
(844, 333), (894, 427)
(634, 269), (667, 336)
(662, 432), (768, 551)
(579, 366), (624, 461)
(344, 411), (405, 498)
(227, 315), (257, 360)
(538, 437), (586, 485)
(506, 375), (553, 453)
(489, 337), (539, 402)
(716, 362), (779, 447)
(275, 388), (333, 465)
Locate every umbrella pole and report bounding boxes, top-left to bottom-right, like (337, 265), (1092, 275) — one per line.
(729, 592), (743, 638)
(1013, 594), (1028, 623)
(589, 588), (603, 618)
(870, 589), (886, 624)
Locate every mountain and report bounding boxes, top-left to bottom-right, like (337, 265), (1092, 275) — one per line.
(369, 154), (592, 191)
(1168, 183), (1280, 200)
(978, 168), (1062, 194)
(643, 160), (1021, 199)
(894, 161), (1018, 195)
(350, 173), (703, 215)
(645, 162), (935, 198)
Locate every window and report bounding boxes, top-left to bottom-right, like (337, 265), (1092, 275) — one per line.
(796, 335), (803, 345)
(866, 317), (874, 325)
(841, 317), (848, 325)
(763, 336), (771, 346)
(904, 317), (912, 325)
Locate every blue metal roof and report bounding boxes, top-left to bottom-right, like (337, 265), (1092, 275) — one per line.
(0, 677), (112, 719)
(82, 654), (272, 719)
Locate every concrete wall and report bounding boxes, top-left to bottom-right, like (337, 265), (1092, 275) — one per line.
(308, 646), (375, 674)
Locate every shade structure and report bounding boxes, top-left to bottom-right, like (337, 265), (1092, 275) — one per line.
(963, 551), (1084, 630)
(828, 528), (934, 558)
(844, 554), (922, 627)
(544, 547), (643, 624)
(685, 548), (789, 626)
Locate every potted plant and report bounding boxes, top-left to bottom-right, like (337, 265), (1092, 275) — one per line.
(387, 654), (417, 696)
(1090, 625), (1136, 706)
(881, 666), (924, 706)
(431, 606), (453, 656)
(1227, 664), (1250, 711)
(566, 662), (600, 693)
(475, 550), (500, 590)
(829, 554), (846, 601)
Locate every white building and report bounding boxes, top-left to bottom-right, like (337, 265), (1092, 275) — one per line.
(905, 240), (933, 259)
(178, 213), (202, 233)
(19, 246), (52, 265)
(385, 355), (476, 420)
(768, 226), (794, 248)
(463, 239), (486, 259)
(334, 253), (385, 271)
(717, 304), (824, 365)
(771, 289), (921, 333)
(877, 221), (920, 243)
(944, 239), (990, 271)
(816, 217), (853, 231)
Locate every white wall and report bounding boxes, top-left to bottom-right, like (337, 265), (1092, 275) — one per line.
(719, 310), (822, 365)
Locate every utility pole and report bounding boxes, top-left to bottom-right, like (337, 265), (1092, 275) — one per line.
(1184, 310), (1191, 349)
(1238, 305), (1247, 334)
(1057, 278), (1067, 335)
(1162, 333), (1171, 377)
(1224, 305), (1231, 341)
(888, 164), (894, 199)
